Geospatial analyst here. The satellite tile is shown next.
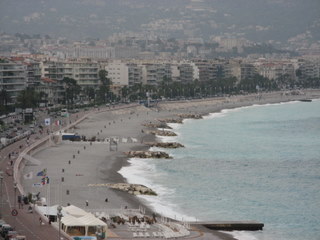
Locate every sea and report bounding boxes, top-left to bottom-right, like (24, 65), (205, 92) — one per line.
(119, 99), (320, 240)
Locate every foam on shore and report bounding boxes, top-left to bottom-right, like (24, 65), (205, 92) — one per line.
(118, 157), (196, 221)
(227, 231), (259, 240)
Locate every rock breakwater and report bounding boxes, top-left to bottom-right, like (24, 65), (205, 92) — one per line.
(178, 113), (203, 119)
(158, 118), (183, 124)
(146, 142), (184, 148)
(125, 150), (172, 159)
(108, 183), (157, 196)
(150, 130), (177, 136)
(143, 122), (172, 129)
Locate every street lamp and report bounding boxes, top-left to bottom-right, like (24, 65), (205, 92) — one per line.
(13, 182), (17, 229)
(0, 171), (3, 219)
(57, 205), (63, 240)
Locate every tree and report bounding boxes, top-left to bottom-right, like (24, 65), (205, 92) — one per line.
(84, 87), (95, 100)
(16, 88), (40, 109)
(99, 70), (111, 87)
(62, 77), (81, 107)
(0, 89), (11, 114)
(97, 70), (112, 103)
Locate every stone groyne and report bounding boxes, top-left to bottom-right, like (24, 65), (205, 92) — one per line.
(146, 142), (184, 148)
(125, 150), (172, 159)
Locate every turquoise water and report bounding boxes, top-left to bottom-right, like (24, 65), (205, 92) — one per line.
(120, 100), (320, 240)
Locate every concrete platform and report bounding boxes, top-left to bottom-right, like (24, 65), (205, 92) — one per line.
(191, 221), (264, 231)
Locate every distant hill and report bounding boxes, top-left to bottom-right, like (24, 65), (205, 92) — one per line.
(0, 0), (319, 45)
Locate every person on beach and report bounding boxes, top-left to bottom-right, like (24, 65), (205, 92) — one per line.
(18, 195), (22, 209)
(39, 217), (42, 225)
(86, 200), (89, 207)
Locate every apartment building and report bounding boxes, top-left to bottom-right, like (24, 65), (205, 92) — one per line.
(178, 63), (195, 83)
(65, 45), (115, 59)
(105, 61), (129, 86)
(115, 46), (140, 59)
(0, 59), (27, 101)
(25, 60), (42, 87)
(255, 61), (295, 81)
(194, 60), (215, 82)
(240, 63), (257, 81)
(297, 58), (320, 80)
(141, 63), (172, 85)
(41, 59), (100, 88)
(127, 63), (142, 86)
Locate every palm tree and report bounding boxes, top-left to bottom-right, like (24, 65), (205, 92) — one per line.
(62, 77), (80, 108)
(0, 89), (11, 114)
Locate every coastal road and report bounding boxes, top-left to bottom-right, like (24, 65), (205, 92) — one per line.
(0, 108), (92, 239)
(0, 104), (138, 239)
(0, 136), (65, 240)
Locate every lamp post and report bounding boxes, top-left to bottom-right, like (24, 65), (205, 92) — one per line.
(57, 205), (62, 240)
(13, 182), (17, 229)
(0, 171), (3, 219)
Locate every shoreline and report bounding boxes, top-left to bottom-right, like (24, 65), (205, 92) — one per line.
(21, 90), (320, 240)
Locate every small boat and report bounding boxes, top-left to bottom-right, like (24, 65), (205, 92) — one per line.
(299, 99), (312, 102)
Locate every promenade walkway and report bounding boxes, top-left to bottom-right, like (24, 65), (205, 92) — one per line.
(0, 132), (67, 240)
(0, 104), (139, 240)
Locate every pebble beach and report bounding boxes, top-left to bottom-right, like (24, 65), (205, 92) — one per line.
(20, 90), (320, 240)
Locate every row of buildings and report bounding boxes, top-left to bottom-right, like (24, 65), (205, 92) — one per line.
(1, 56), (320, 105)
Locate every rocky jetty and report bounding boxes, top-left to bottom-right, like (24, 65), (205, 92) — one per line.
(146, 142), (184, 148)
(143, 122), (172, 129)
(151, 130), (177, 136)
(125, 150), (172, 159)
(158, 118), (183, 124)
(108, 183), (157, 196)
(178, 113), (203, 119)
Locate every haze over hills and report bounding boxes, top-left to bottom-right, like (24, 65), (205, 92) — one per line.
(0, 0), (319, 47)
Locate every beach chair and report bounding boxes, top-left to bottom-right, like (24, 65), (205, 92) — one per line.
(145, 232), (150, 238)
(139, 232), (144, 238)
(133, 232), (138, 238)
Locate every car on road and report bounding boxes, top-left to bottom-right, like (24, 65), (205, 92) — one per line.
(4, 230), (18, 240)
(0, 224), (13, 237)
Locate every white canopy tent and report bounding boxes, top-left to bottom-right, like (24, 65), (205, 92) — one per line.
(60, 206), (107, 237)
(36, 204), (67, 219)
(63, 205), (89, 217)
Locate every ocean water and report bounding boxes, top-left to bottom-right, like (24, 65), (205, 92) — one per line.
(119, 99), (320, 240)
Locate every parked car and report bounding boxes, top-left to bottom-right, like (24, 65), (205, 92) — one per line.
(0, 220), (7, 230)
(13, 235), (27, 240)
(5, 230), (18, 240)
(1, 224), (13, 237)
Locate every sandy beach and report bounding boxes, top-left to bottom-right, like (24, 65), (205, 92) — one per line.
(20, 90), (320, 240)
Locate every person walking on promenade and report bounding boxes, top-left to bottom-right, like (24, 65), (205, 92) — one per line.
(18, 195), (22, 209)
(39, 217), (43, 226)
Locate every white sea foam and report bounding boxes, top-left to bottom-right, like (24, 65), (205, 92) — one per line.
(138, 194), (197, 222)
(118, 157), (197, 221)
(203, 101), (301, 120)
(166, 123), (183, 129)
(156, 135), (178, 143)
(226, 231), (259, 240)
